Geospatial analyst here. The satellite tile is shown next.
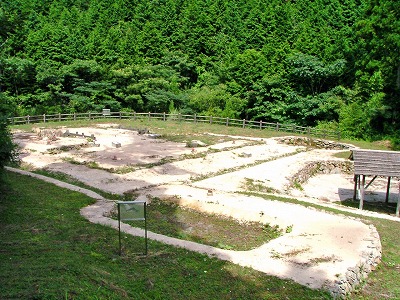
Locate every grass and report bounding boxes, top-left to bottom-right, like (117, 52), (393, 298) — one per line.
(241, 178), (279, 194)
(31, 169), (122, 200)
(340, 139), (393, 151)
(119, 197), (282, 251)
(338, 198), (399, 216)
(357, 218), (400, 299)
(10, 117), (395, 150)
(17, 169), (284, 251)
(333, 150), (352, 159)
(0, 171), (331, 300)
(18, 170), (286, 251)
(11, 118), (296, 143)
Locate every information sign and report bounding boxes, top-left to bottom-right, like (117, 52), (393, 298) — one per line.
(119, 201), (146, 221)
(117, 201), (147, 255)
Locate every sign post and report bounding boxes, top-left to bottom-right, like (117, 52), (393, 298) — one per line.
(117, 201), (147, 255)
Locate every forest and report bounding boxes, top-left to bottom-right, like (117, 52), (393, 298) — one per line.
(0, 0), (399, 143)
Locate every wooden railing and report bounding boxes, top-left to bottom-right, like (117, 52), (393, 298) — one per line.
(7, 111), (341, 140)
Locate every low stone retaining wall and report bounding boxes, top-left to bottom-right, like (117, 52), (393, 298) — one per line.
(278, 136), (356, 150)
(285, 158), (382, 298)
(332, 224), (382, 298)
(286, 160), (354, 190)
(284, 157), (382, 299)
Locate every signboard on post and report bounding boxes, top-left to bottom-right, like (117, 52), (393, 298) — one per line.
(117, 201), (148, 256)
(102, 109), (111, 116)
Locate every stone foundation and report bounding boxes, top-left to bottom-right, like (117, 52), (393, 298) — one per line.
(331, 224), (381, 298)
(286, 160), (354, 190)
(278, 136), (356, 150)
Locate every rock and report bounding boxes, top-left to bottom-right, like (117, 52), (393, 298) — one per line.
(137, 128), (149, 135)
(112, 141), (121, 148)
(187, 140), (207, 147)
(277, 136), (355, 150)
(147, 134), (161, 139)
(239, 152), (252, 158)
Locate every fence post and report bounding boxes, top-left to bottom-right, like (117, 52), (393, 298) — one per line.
(259, 120), (262, 130)
(58, 113), (61, 122)
(242, 119), (245, 128)
(194, 114), (197, 123)
(43, 114), (46, 123)
(133, 112), (136, 121)
(275, 122), (279, 131)
(210, 116), (213, 124)
(226, 117), (229, 126)
(73, 112), (76, 121)
(27, 115), (30, 124)
(89, 112), (91, 120)
(119, 112), (122, 119)
(148, 112), (151, 121)
(163, 112), (166, 121)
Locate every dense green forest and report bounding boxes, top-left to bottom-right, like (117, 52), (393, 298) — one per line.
(0, 0), (399, 142)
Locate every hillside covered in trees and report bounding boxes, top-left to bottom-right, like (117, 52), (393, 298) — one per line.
(0, 0), (399, 142)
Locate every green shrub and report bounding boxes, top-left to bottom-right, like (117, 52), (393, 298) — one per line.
(0, 114), (19, 175)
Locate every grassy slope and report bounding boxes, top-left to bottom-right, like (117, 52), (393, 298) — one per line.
(0, 171), (331, 300)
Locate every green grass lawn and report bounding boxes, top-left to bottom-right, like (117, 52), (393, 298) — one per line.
(0, 171), (331, 300)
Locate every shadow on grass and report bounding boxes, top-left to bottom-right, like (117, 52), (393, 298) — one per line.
(336, 187), (399, 216)
(339, 198), (398, 215)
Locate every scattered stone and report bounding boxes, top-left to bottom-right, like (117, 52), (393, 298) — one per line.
(138, 128), (149, 135)
(112, 141), (121, 148)
(63, 130), (70, 137)
(63, 130), (96, 140)
(187, 140), (207, 147)
(239, 152), (252, 158)
(286, 160), (354, 191)
(147, 134), (161, 139)
(278, 136), (355, 150)
(87, 141), (100, 147)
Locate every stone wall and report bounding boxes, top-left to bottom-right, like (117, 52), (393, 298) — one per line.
(285, 158), (382, 299)
(331, 224), (382, 298)
(286, 160), (354, 190)
(278, 136), (356, 150)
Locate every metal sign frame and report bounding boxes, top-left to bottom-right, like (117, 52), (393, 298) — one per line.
(117, 201), (148, 255)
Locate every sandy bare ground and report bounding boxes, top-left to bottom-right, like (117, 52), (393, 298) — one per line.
(12, 124), (398, 297)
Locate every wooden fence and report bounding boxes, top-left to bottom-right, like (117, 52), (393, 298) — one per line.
(7, 111), (341, 140)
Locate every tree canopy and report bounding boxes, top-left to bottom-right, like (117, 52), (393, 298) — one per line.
(0, 0), (399, 142)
